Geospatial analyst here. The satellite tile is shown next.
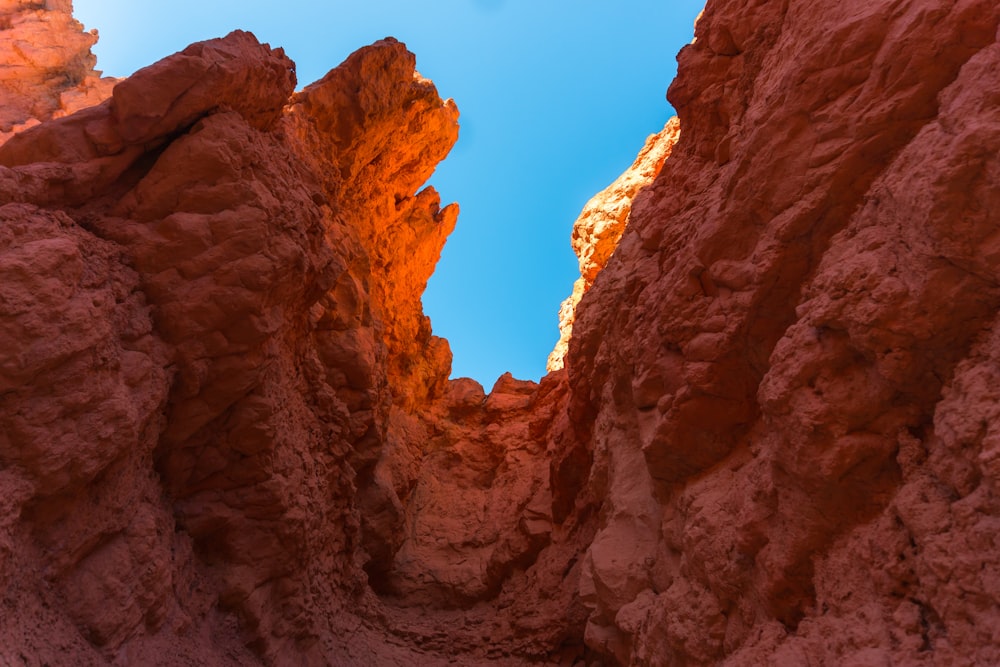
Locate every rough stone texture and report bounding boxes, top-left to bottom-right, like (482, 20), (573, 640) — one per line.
(2, 0), (1000, 665)
(565, 0), (1000, 664)
(548, 118), (679, 372)
(0, 0), (116, 145)
(0, 26), (479, 667)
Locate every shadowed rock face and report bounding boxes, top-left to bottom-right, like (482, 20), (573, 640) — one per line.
(566, 1), (1000, 663)
(2, 1), (1000, 665)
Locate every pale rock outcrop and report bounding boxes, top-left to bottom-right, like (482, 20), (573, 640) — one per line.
(3, 0), (1000, 665)
(0, 0), (116, 144)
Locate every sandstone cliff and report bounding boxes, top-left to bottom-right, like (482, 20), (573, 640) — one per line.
(1, 0), (999, 665)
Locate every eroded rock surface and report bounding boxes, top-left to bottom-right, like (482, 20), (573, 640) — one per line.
(0, 0), (116, 144)
(548, 118), (679, 372)
(565, 0), (1000, 664)
(0, 20), (473, 667)
(2, 0), (1000, 666)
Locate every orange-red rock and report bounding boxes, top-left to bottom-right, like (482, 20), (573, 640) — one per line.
(2, 0), (1000, 665)
(0, 0), (116, 145)
(0, 22), (468, 665)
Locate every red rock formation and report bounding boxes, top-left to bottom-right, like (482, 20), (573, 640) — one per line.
(548, 118), (679, 372)
(564, 0), (1000, 663)
(2, 0), (1000, 665)
(0, 21), (469, 665)
(0, 0), (116, 144)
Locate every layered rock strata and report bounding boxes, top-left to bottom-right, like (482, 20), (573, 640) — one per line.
(2, 0), (1000, 666)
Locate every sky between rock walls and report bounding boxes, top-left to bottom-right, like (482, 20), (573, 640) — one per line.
(73, 0), (705, 389)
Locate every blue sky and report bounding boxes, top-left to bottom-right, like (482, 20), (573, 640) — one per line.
(73, 0), (704, 388)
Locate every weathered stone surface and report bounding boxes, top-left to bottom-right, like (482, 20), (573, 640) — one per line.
(0, 25), (473, 667)
(3, 0), (1000, 665)
(548, 117), (679, 372)
(564, 0), (1000, 663)
(0, 0), (116, 145)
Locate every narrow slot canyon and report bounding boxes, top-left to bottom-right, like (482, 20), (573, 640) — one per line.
(1, 1), (1000, 666)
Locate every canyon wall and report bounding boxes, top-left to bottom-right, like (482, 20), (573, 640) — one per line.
(565, 0), (1000, 663)
(1, 0), (999, 666)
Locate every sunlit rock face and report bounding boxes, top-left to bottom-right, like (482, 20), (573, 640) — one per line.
(548, 117), (679, 372)
(2, 0), (1000, 665)
(0, 18), (465, 666)
(0, 0), (117, 145)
